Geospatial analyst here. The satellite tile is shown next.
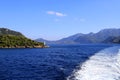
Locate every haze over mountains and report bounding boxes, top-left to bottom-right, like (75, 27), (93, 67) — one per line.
(36, 28), (120, 44)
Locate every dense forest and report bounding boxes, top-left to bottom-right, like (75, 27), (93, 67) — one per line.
(0, 28), (45, 48)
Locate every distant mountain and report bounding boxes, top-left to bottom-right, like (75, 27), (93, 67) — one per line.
(55, 33), (85, 44)
(36, 38), (49, 42)
(103, 36), (120, 43)
(0, 28), (45, 48)
(35, 33), (85, 44)
(35, 38), (54, 44)
(36, 28), (120, 44)
(91, 28), (120, 42)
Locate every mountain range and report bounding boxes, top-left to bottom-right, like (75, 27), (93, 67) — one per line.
(36, 28), (120, 44)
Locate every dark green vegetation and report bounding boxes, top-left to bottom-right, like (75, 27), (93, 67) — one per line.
(36, 28), (120, 44)
(0, 28), (44, 48)
(0, 28), (24, 36)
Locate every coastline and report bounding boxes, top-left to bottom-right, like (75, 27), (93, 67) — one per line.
(0, 45), (49, 48)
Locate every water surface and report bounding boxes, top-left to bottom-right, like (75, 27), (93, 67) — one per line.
(0, 44), (115, 80)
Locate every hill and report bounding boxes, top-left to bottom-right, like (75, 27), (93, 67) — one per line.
(0, 28), (24, 36)
(0, 28), (45, 48)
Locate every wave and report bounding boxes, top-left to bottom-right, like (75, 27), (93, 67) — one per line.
(67, 46), (120, 80)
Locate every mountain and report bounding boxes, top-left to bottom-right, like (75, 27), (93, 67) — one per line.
(36, 28), (120, 44)
(36, 38), (50, 43)
(91, 28), (120, 42)
(103, 36), (120, 43)
(54, 33), (85, 44)
(0, 28), (45, 48)
(35, 33), (85, 44)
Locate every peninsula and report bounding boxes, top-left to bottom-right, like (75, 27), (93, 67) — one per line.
(0, 28), (46, 48)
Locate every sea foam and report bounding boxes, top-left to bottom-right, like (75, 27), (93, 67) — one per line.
(67, 46), (120, 80)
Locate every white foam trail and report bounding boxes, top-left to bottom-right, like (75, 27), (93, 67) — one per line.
(67, 46), (120, 80)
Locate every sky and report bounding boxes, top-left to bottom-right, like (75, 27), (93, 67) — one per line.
(0, 0), (120, 40)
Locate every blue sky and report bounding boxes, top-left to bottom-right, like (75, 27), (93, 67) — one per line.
(0, 0), (120, 40)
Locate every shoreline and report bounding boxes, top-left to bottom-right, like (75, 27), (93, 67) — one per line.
(0, 45), (49, 48)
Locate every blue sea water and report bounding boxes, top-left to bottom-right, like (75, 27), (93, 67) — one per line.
(0, 44), (119, 80)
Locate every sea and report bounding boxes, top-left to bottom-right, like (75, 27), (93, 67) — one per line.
(0, 44), (120, 80)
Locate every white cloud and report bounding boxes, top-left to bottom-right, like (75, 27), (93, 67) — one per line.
(47, 11), (66, 17)
(55, 12), (66, 17)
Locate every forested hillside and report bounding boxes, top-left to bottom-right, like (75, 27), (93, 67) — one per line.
(0, 28), (45, 48)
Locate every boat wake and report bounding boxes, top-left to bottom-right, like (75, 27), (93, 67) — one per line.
(67, 46), (120, 80)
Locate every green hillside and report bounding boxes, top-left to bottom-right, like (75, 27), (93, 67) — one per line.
(0, 28), (24, 36)
(0, 28), (45, 48)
